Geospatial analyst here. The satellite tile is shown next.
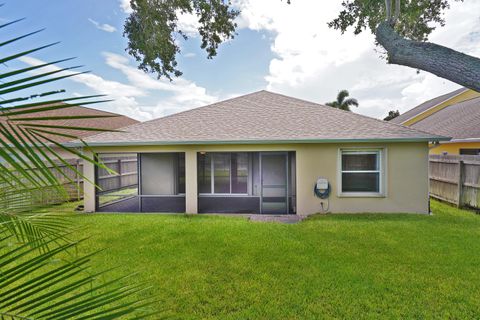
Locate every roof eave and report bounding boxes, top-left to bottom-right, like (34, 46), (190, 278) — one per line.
(399, 88), (469, 125)
(67, 136), (450, 148)
(440, 137), (480, 144)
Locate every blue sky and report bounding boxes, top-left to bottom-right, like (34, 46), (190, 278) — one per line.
(2, 0), (480, 121)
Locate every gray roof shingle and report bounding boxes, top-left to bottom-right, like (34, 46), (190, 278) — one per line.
(410, 96), (480, 140)
(390, 87), (467, 124)
(82, 91), (447, 146)
(2, 104), (138, 143)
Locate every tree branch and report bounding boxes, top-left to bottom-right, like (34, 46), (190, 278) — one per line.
(384, 0), (392, 21)
(392, 0), (400, 25)
(376, 22), (480, 92)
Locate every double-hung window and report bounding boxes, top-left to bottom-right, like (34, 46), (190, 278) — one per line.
(198, 152), (249, 194)
(340, 149), (384, 196)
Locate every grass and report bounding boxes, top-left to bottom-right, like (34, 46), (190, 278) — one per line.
(97, 186), (138, 206)
(48, 200), (480, 319)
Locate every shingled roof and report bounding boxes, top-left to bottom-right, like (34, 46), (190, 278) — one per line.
(410, 96), (480, 141)
(2, 104), (139, 143)
(390, 87), (467, 124)
(81, 91), (447, 146)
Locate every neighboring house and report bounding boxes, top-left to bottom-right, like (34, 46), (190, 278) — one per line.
(390, 88), (480, 155)
(2, 104), (139, 160)
(79, 91), (447, 215)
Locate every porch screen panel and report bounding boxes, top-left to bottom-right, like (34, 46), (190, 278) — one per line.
(198, 153), (212, 193)
(95, 153), (139, 212)
(140, 153), (176, 195)
(231, 153), (248, 193)
(213, 153), (231, 193)
(178, 153), (186, 194)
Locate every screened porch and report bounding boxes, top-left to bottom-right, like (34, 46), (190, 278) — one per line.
(94, 151), (296, 214)
(197, 151), (296, 214)
(95, 152), (185, 213)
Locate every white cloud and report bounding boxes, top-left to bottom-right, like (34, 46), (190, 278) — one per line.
(119, 0), (133, 14)
(177, 11), (200, 37)
(19, 56), (143, 98)
(103, 52), (218, 118)
(88, 18), (117, 33)
(183, 52), (196, 58)
(236, 0), (480, 119)
(19, 53), (219, 121)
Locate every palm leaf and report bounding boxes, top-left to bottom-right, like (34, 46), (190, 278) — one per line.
(0, 14), (157, 319)
(0, 29), (45, 48)
(0, 42), (59, 65)
(0, 58), (74, 80)
(0, 94), (104, 109)
(0, 236), (156, 319)
(336, 89), (350, 104)
(0, 90), (66, 105)
(3, 99), (112, 116)
(343, 98), (359, 107)
(0, 65), (83, 90)
(0, 18), (25, 30)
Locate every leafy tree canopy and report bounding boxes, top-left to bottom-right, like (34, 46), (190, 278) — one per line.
(124, 0), (239, 80)
(123, 0), (479, 92)
(328, 0), (460, 42)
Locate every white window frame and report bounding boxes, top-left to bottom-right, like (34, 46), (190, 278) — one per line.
(337, 148), (386, 197)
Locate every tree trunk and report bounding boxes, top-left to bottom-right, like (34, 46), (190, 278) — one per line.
(376, 22), (480, 92)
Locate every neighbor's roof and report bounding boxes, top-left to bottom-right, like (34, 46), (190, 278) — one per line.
(81, 91), (448, 146)
(2, 104), (139, 143)
(410, 96), (480, 141)
(390, 87), (467, 124)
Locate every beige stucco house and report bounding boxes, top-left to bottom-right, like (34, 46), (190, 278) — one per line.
(79, 91), (448, 215)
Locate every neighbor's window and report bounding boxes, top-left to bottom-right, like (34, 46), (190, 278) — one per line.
(341, 150), (382, 194)
(460, 149), (480, 155)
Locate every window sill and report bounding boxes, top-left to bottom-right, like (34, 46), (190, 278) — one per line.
(337, 192), (385, 198)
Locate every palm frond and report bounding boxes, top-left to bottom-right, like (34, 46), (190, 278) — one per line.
(0, 15), (156, 319)
(0, 42), (59, 65)
(325, 101), (338, 108)
(0, 29), (44, 48)
(326, 90), (358, 112)
(0, 236), (155, 319)
(336, 89), (350, 104)
(343, 98), (359, 107)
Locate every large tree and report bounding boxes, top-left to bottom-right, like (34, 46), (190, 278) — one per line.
(328, 0), (480, 92)
(124, 0), (239, 80)
(123, 0), (479, 92)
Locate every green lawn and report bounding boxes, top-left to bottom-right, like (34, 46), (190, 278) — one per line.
(52, 200), (480, 319)
(97, 186), (138, 206)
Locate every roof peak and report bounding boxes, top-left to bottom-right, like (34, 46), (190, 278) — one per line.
(81, 90), (447, 146)
(391, 87), (470, 124)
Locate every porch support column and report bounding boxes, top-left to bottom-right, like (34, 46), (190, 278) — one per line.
(185, 149), (198, 213)
(83, 149), (96, 213)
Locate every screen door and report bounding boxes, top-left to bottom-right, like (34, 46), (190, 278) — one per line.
(260, 152), (288, 214)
